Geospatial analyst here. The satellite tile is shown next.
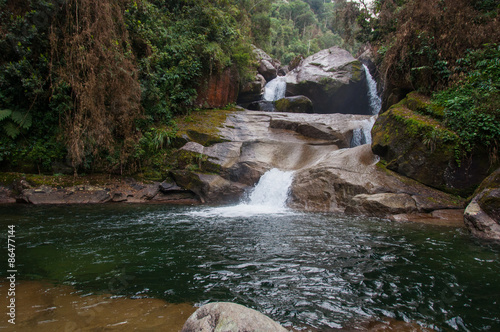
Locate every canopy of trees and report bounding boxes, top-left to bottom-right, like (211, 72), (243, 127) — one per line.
(0, 0), (498, 175)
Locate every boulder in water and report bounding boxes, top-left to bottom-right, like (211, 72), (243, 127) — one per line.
(345, 193), (418, 217)
(181, 302), (288, 332)
(464, 168), (500, 241)
(285, 46), (370, 114)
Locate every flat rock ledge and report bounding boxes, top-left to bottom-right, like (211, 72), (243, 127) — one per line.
(181, 302), (287, 332)
(0, 180), (200, 205)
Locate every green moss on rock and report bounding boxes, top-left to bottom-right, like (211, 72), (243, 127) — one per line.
(274, 96), (313, 113)
(176, 108), (238, 146)
(371, 92), (491, 196)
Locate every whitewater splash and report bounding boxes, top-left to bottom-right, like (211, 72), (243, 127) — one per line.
(363, 64), (382, 115)
(263, 76), (287, 101)
(190, 168), (295, 218)
(351, 116), (376, 147)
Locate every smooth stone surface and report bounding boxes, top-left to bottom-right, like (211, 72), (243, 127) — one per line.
(181, 302), (287, 332)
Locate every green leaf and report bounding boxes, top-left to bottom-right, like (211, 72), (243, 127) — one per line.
(20, 113), (32, 129)
(3, 121), (20, 139)
(10, 111), (32, 129)
(0, 109), (12, 122)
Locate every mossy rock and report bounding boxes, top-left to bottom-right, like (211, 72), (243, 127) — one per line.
(186, 129), (227, 146)
(175, 149), (221, 174)
(476, 168), (500, 221)
(371, 95), (492, 196)
(274, 95), (313, 113)
(404, 91), (444, 119)
(175, 108), (237, 146)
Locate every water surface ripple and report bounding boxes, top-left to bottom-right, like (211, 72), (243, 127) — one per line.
(1, 204), (499, 331)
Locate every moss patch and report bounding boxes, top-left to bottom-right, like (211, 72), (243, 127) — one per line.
(0, 172), (149, 189)
(175, 108), (239, 146)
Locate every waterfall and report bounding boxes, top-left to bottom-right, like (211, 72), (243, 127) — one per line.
(189, 168), (295, 217)
(350, 116), (376, 147)
(363, 64), (382, 115)
(247, 168), (294, 208)
(263, 77), (287, 101)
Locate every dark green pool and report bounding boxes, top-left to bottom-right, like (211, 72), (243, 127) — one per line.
(1, 204), (499, 331)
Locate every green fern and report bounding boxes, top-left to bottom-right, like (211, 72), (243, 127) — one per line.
(11, 110), (33, 129)
(3, 122), (20, 139)
(0, 109), (33, 138)
(0, 109), (12, 121)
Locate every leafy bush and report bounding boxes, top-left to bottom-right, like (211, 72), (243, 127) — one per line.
(432, 44), (500, 164)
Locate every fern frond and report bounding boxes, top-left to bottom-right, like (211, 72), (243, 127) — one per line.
(0, 109), (12, 122)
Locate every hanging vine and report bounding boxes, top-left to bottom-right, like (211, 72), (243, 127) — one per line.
(50, 0), (142, 172)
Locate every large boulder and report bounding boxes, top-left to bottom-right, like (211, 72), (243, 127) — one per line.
(181, 302), (287, 332)
(289, 144), (465, 219)
(237, 74), (266, 106)
(464, 168), (500, 240)
(285, 46), (370, 115)
(253, 46), (281, 82)
(345, 193), (417, 217)
(371, 92), (494, 196)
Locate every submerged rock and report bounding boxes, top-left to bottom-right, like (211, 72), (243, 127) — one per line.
(285, 46), (370, 114)
(181, 302), (287, 332)
(464, 168), (500, 240)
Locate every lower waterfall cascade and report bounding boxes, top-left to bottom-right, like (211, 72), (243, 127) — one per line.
(190, 168), (296, 217)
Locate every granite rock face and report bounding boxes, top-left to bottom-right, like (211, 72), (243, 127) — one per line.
(172, 109), (465, 220)
(285, 46), (370, 114)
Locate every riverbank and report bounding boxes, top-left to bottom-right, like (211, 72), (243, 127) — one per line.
(0, 281), (196, 331)
(0, 170), (466, 228)
(0, 172), (200, 205)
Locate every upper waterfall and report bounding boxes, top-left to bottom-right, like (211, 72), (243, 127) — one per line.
(263, 76), (287, 101)
(363, 64), (382, 115)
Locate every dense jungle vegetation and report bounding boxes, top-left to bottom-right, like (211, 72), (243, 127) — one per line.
(0, 0), (498, 178)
